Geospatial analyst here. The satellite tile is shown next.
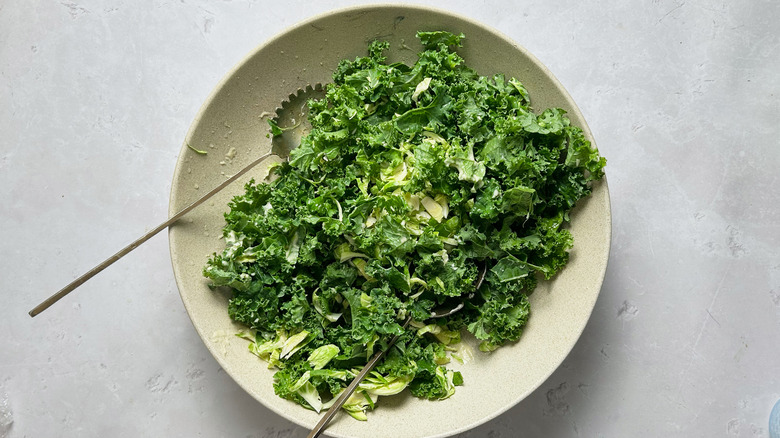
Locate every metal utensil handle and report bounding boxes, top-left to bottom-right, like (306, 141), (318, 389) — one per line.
(307, 318), (411, 438)
(308, 262), (486, 436)
(28, 151), (274, 317)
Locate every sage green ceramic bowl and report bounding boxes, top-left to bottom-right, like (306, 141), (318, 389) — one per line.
(169, 5), (610, 437)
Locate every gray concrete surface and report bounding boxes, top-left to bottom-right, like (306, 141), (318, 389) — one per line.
(2, 1), (779, 436)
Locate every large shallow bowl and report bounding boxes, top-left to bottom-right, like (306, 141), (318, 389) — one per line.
(169, 5), (611, 438)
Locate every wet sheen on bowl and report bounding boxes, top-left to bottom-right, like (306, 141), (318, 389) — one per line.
(168, 5), (611, 438)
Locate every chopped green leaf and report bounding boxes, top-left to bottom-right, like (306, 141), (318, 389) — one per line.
(186, 143), (208, 155)
(268, 119), (284, 136)
(204, 30), (605, 420)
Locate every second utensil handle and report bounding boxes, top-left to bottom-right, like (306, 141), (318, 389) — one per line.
(307, 318), (412, 438)
(28, 151), (273, 317)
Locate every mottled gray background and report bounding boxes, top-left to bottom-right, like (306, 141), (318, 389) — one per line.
(2, 1), (779, 437)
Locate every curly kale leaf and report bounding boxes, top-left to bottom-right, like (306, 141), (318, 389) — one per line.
(204, 30), (605, 419)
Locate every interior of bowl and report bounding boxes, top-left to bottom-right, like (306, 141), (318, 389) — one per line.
(168, 5), (611, 438)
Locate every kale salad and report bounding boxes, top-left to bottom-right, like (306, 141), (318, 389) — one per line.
(203, 31), (605, 420)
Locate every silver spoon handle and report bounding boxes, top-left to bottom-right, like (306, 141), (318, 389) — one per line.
(307, 318), (412, 438)
(28, 151), (274, 317)
(307, 263), (486, 437)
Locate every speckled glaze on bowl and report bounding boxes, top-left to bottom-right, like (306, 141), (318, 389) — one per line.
(168, 5), (611, 438)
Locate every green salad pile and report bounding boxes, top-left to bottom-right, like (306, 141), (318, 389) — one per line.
(204, 31), (605, 420)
